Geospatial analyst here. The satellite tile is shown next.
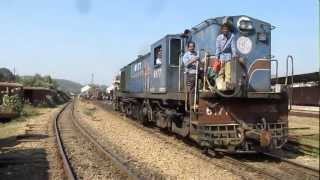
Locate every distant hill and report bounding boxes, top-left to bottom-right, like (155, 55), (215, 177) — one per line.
(0, 68), (82, 94)
(54, 79), (82, 94)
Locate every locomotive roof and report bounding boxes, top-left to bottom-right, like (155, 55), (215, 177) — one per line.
(120, 15), (272, 72)
(190, 15), (271, 33)
(120, 52), (151, 71)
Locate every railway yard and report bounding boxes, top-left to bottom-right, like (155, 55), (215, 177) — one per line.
(0, 5), (319, 179)
(0, 98), (318, 180)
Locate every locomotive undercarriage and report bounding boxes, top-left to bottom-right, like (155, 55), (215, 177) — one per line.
(114, 95), (288, 153)
(197, 122), (288, 153)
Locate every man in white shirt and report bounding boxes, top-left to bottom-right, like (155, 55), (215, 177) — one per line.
(183, 41), (200, 110)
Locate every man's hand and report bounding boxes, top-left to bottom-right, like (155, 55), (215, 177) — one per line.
(187, 56), (199, 65)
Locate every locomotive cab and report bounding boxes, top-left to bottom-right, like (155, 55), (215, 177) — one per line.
(149, 35), (184, 94)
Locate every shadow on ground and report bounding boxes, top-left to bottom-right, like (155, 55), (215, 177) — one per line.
(0, 134), (50, 180)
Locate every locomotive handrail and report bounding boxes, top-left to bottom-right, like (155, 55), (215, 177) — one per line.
(285, 55), (294, 111)
(178, 49), (186, 92)
(198, 49), (213, 92)
(194, 61), (199, 111)
(270, 59), (279, 84)
(285, 55), (294, 85)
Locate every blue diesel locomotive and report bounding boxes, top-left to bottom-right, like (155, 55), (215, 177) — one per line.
(113, 15), (288, 153)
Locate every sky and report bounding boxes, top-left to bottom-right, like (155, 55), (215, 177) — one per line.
(0, 0), (319, 85)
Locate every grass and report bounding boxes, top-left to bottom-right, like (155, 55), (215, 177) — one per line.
(0, 105), (42, 139)
(19, 104), (42, 119)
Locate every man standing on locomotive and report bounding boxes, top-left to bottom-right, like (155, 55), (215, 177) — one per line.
(183, 41), (200, 110)
(215, 23), (237, 84)
(216, 23), (237, 61)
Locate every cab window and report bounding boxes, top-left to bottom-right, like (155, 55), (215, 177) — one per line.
(169, 39), (181, 66)
(154, 46), (162, 66)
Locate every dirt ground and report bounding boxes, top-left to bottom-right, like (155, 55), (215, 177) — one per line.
(0, 106), (64, 180)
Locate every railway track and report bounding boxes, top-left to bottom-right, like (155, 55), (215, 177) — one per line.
(53, 103), (75, 180)
(225, 153), (319, 180)
(94, 100), (319, 180)
(285, 138), (319, 156)
(53, 101), (139, 180)
(262, 152), (319, 176)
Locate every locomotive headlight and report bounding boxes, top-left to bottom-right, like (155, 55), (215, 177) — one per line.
(239, 20), (254, 31)
(237, 16), (254, 34)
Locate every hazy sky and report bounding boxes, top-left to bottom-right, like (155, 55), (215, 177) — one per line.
(0, 0), (319, 85)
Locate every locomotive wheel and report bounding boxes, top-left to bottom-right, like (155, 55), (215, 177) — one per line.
(138, 105), (148, 124)
(125, 103), (133, 117)
(202, 148), (217, 157)
(112, 102), (118, 111)
(131, 104), (139, 120)
(171, 116), (190, 137)
(120, 103), (126, 114)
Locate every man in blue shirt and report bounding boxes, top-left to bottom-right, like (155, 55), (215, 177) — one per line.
(215, 23), (237, 84)
(183, 41), (200, 110)
(215, 23), (237, 61)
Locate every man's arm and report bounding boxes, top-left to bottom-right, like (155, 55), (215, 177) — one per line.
(182, 53), (189, 66)
(183, 53), (199, 66)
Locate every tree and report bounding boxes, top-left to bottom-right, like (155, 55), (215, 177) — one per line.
(17, 74), (58, 89)
(0, 68), (14, 81)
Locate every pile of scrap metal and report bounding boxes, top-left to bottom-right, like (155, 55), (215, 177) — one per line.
(23, 86), (70, 107)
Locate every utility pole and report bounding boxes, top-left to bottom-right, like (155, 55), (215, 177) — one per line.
(91, 73), (94, 85)
(13, 66), (16, 81)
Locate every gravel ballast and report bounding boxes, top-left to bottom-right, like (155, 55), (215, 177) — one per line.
(76, 100), (239, 179)
(58, 104), (129, 180)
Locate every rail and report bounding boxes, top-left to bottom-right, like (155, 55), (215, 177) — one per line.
(262, 152), (319, 173)
(53, 103), (76, 180)
(54, 101), (139, 180)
